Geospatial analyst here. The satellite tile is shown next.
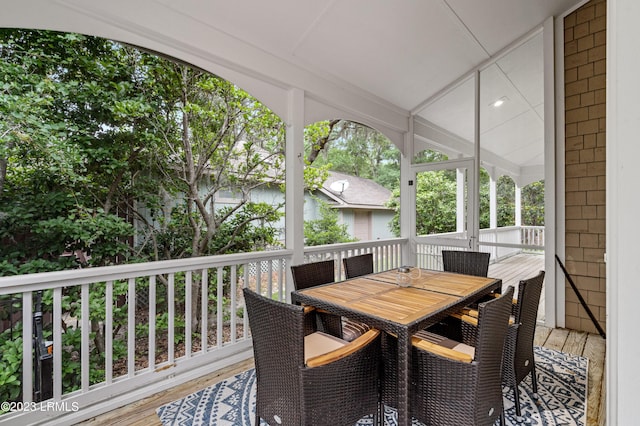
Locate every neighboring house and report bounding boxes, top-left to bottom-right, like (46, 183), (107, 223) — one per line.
(230, 170), (395, 243)
(305, 171), (395, 241)
(135, 169), (395, 245)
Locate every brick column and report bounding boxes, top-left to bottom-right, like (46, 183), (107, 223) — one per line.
(564, 0), (606, 333)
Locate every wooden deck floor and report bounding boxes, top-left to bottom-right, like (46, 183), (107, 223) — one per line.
(489, 252), (546, 320)
(78, 325), (605, 426)
(488, 252), (546, 289)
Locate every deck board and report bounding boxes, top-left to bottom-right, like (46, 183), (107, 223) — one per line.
(584, 333), (606, 425)
(79, 326), (606, 426)
(488, 253), (545, 290)
(488, 253), (546, 320)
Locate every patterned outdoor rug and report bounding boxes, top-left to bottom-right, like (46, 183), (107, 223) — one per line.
(157, 346), (587, 426)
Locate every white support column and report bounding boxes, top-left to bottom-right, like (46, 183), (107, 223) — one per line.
(471, 70), (480, 251)
(515, 184), (522, 226)
(489, 174), (497, 229)
(456, 168), (465, 233)
(401, 118), (415, 266)
(285, 88), (305, 299)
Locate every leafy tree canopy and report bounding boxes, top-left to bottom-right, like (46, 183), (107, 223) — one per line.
(0, 29), (285, 275)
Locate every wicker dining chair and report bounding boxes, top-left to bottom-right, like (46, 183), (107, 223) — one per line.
(449, 271), (545, 420)
(243, 288), (381, 426)
(502, 270), (546, 419)
(442, 250), (490, 277)
(342, 253), (374, 279)
(381, 286), (514, 426)
(338, 254), (374, 341)
(426, 250), (492, 339)
(290, 259), (343, 337)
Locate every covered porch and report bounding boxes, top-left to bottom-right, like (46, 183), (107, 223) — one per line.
(1, 0), (631, 423)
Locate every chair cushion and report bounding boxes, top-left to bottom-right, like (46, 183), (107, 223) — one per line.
(413, 330), (475, 360)
(304, 331), (347, 362)
(342, 318), (372, 342)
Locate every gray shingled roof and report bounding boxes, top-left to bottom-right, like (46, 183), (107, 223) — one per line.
(320, 171), (393, 210)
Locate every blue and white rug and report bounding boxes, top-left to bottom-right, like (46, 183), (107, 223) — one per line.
(157, 346), (587, 426)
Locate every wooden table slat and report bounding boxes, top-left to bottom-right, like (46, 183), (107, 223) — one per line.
(367, 268), (497, 296)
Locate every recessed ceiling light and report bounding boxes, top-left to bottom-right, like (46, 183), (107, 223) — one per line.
(491, 96), (508, 108)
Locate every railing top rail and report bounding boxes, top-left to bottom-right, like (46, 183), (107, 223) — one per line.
(302, 237), (408, 254)
(0, 249), (294, 294)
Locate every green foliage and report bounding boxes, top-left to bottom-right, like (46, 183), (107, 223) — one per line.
(1, 28), (285, 274)
(388, 170), (457, 236)
(303, 162), (331, 191)
(497, 175), (516, 226)
(0, 330), (22, 403)
(305, 120), (400, 192)
(208, 203), (283, 254)
(304, 198), (356, 246)
(522, 180), (545, 226)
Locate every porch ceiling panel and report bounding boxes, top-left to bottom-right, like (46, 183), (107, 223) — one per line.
(481, 110), (544, 164)
(444, 0), (577, 56)
(291, 0), (488, 110)
(1, 0), (580, 177)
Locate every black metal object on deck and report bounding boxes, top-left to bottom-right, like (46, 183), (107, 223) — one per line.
(33, 291), (53, 402)
(555, 254), (606, 339)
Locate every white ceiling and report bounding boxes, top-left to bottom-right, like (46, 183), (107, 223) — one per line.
(2, 0), (582, 181)
(151, 0), (578, 112)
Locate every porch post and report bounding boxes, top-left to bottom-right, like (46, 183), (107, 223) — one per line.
(456, 168), (465, 233)
(489, 172), (497, 229)
(401, 119), (416, 266)
(515, 184), (522, 226)
(285, 88), (305, 299)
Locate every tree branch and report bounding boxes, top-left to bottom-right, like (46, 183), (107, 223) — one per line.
(308, 119), (340, 164)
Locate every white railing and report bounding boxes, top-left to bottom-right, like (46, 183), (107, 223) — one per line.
(416, 225), (545, 267)
(0, 250), (293, 425)
(303, 238), (407, 279)
(479, 226), (522, 260)
(520, 225), (545, 248)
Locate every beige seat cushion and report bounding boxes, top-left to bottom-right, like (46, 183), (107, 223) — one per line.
(413, 330), (475, 361)
(452, 342), (475, 359)
(304, 331), (347, 362)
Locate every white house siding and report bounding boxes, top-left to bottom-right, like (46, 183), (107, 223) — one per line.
(134, 182), (394, 246)
(372, 210), (396, 240)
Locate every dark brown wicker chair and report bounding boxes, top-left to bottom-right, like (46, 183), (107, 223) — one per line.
(290, 259), (342, 337)
(412, 286), (514, 426)
(427, 250), (492, 339)
(449, 271), (545, 420)
(503, 270), (546, 419)
(243, 288), (381, 426)
(442, 250), (490, 277)
(381, 286), (514, 426)
(342, 253), (374, 278)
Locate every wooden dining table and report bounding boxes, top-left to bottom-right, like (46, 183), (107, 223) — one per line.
(291, 267), (502, 426)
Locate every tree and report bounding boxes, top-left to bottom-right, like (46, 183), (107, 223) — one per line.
(522, 180), (545, 226)
(134, 60), (285, 260)
(478, 171), (515, 229)
(0, 29), (286, 273)
(388, 170), (457, 236)
(0, 30), (139, 272)
(304, 198), (356, 246)
(304, 120), (400, 192)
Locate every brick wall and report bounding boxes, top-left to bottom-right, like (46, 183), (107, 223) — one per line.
(564, 0), (606, 333)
